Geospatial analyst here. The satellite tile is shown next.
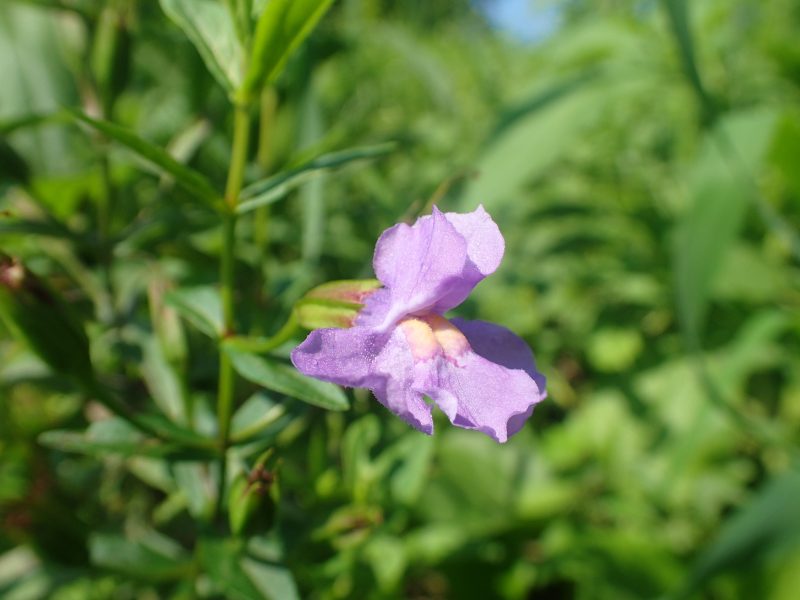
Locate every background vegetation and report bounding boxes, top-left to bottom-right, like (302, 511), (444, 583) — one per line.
(1, 0), (799, 598)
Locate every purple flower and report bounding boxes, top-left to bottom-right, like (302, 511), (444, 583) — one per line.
(291, 206), (546, 442)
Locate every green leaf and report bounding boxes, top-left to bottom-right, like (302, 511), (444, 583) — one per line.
(160, 0), (243, 93)
(364, 535), (406, 593)
(141, 335), (185, 422)
(198, 537), (299, 600)
(240, 0), (335, 99)
(770, 112), (800, 199)
(460, 80), (603, 211)
(0, 112), (61, 135)
(674, 108), (778, 342)
(587, 328), (644, 373)
(0, 217), (74, 239)
(240, 557), (299, 600)
(661, 0), (716, 120)
(0, 138), (30, 184)
(231, 392), (288, 443)
(225, 346), (349, 411)
(677, 470), (800, 597)
(165, 286), (223, 339)
(197, 538), (263, 600)
(67, 110), (220, 208)
(386, 434), (434, 506)
(172, 462), (216, 520)
(237, 143), (395, 214)
(342, 415), (381, 502)
(0, 5), (77, 174)
(38, 419), (215, 460)
(0, 257), (93, 385)
(89, 531), (191, 581)
(0, 547), (41, 599)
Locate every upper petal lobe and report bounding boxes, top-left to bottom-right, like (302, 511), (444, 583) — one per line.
(366, 206), (504, 327)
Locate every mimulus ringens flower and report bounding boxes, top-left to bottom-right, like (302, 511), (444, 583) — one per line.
(291, 206), (546, 443)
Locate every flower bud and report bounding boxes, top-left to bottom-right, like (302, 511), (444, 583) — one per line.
(295, 279), (380, 330)
(0, 255), (93, 385)
(228, 452), (279, 536)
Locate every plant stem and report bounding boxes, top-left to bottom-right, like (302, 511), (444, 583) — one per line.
(215, 102), (251, 518)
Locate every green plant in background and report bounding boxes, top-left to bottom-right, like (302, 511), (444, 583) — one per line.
(1, 0), (800, 598)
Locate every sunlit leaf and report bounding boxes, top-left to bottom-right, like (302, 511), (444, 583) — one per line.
(165, 286), (224, 339)
(225, 346), (349, 411)
(461, 81), (603, 210)
(38, 419), (215, 460)
(240, 0), (334, 98)
(677, 470), (800, 597)
(68, 110), (220, 208)
(160, 0), (243, 93)
(198, 536), (300, 600)
(674, 108), (778, 341)
(662, 0), (716, 120)
(237, 143), (395, 214)
(89, 531), (191, 581)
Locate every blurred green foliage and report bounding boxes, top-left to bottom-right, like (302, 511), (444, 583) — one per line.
(1, 0), (800, 598)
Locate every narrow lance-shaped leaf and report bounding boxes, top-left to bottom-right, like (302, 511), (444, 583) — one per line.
(0, 138), (30, 184)
(675, 470), (800, 598)
(68, 110), (220, 208)
(225, 345), (349, 411)
(160, 0), (243, 93)
(38, 419), (216, 460)
(661, 0), (716, 122)
(237, 143), (395, 214)
(239, 0), (335, 100)
(198, 536), (300, 600)
(0, 255), (93, 385)
(89, 531), (193, 582)
(0, 216), (74, 240)
(165, 286), (224, 339)
(674, 108), (777, 343)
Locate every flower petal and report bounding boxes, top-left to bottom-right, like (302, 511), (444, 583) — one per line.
(424, 350), (544, 443)
(292, 325), (434, 434)
(370, 329), (434, 434)
(411, 318), (545, 443)
(430, 205), (505, 312)
(291, 327), (386, 388)
(450, 318), (547, 394)
(368, 207), (467, 328)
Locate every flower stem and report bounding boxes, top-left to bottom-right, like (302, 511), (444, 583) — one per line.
(215, 102), (251, 518)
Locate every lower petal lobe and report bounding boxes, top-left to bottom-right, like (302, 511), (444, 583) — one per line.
(451, 318), (547, 394)
(292, 325), (434, 434)
(370, 327), (434, 434)
(425, 350), (544, 443)
(291, 327), (385, 388)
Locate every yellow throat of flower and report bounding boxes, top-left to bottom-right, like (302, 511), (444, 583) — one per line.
(400, 314), (470, 363)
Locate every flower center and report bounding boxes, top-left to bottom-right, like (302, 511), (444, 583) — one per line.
(399, 314), (470, 362)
